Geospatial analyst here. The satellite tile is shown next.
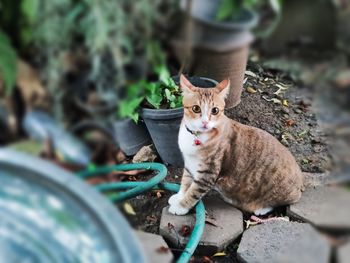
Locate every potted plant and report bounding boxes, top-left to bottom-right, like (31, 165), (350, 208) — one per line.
(113, 81), (152, 156)
(172, 0), (258, 109)
(140, 64), (218, 166)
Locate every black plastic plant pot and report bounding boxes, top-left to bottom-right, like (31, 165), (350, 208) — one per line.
(113, 118), (152, 156)
(0, 149), (146, 263)
(141, 76), (218, 167)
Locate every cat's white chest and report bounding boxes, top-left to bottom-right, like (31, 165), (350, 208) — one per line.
(178, 125), (207, 178)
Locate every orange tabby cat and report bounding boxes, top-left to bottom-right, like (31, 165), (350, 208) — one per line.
(168, 75), (304, 215)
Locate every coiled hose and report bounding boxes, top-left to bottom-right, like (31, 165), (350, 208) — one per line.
(77, 162), (205, 263)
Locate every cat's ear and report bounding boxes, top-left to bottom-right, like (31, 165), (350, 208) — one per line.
(180, 74), (195, 93)
(217, 79), (230, 99)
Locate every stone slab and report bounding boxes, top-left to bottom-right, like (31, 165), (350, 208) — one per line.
(237, 220), (331, 263)
(288, 186), (350, 230)
(338, 242), (350, 263)
(159, 196), (243, 255)
(136, 231), (173, 263)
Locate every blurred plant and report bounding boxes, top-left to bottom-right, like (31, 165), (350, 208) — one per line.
(0, 0), (39, 48)
(0, 31), (17, 96)
(216, 0), (258, 21)
(117, 40), (182, 122)
(215, 0), (283, 39)
(0, 0), (40, 96)
(31, 0), (177, 121)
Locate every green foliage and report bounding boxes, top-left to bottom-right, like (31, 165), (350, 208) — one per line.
(0, 31), (17, 96)
(215, 0), (258, 21)
(216, 0), (239, 21)
(20, 0), (39, 44)
(117, 66), (183, 122)
(145, 76), (182, 110)
(118, 81), (145, 122)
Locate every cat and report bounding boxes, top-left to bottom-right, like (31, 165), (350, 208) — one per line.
(168, 74), (304, 216)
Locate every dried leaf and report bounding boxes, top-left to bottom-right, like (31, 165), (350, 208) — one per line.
(282, 99), (289, 107)
(213, 252), (226, 257)
(245, 220), (259, 229)
(202, 256), (213, 263)
(246, 86), (257, 94)
(274, 83), (289, 95)
(298, 130), (308, 138)
(245, 70), (257, 78)
(123, 202), (136, 215)
(179, 225), (192, 237)
(281, 134), (289, 140)
(262, 96), (282, 104)
(285, 119), (296, 127)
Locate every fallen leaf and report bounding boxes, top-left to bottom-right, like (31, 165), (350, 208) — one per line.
(246, 86), (257, 94)
(282, 99), (289, 107)
(274, 83), (290, 96)
(262, 96), (282, 104)
(243, 77), (248, 84)
(179, 225), (192, 237)
(213, 252), (226, 257)
(298, 130), (308, 138)
(123, 202), (136, 215)
(245, 220), (259, 229)
(156, 191), (162, 198)
(281, 133), (290, 140)
(245, 70), (257, 78)
(285, 119), (296, 127)
(156, 246), (170, 254)
(202, 256), (213, 263)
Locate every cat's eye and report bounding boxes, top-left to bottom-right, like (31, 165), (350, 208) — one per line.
(211, 107), (220, 115)
(192, 105), (201, 113)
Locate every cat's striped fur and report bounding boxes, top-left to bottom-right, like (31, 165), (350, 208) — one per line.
(168, 75), (304, 216)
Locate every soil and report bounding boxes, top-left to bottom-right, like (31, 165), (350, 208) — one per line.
(226, 63), (331, 173)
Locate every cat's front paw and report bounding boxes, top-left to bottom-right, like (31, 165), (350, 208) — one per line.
(168, 192), (183, 206)
(168, 202), (190, 215)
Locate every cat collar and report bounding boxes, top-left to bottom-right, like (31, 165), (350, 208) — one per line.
(185, 125), (201, 145)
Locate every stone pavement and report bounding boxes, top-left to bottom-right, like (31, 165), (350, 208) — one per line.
(136, 231), (173, 263)
(159, 196), (243, 254)
(288, 186), (350, 230)
(237, 220), (331, 263)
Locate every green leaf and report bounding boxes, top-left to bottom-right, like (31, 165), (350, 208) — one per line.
(156, 65), (171, 85)
(0, 31), (17, 96)
(21, 0), (39, 23)
(164, 88), (171, 100)
(146, 93), (162, 109)
(118, 97), (143, 122)
(215, 0), (238, 22)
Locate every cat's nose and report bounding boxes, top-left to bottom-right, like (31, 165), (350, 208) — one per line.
(202, 121), (208, 128)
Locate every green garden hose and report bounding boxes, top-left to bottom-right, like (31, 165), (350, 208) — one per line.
(77, 163), (205, 263)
